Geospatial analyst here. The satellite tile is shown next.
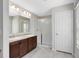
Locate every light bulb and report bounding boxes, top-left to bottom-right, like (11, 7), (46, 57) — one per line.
(11, 5), (15, 9)
(16, 8), (20, 12)
(27, 12), (29, 15)
(29, 13), (31, 17)
(23, 11), (26, 14)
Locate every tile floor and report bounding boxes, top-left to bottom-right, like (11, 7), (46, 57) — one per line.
(22, 46), (73, 58)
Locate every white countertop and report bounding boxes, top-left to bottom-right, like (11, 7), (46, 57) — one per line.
(9, 35), (36, 43)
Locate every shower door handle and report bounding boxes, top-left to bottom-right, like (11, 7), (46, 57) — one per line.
(41, 33), (42, 45)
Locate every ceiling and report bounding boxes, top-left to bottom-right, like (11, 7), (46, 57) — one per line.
(11, 0), (76, 16)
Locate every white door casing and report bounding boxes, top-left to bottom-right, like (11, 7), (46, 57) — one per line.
(54, 9), (73, 53)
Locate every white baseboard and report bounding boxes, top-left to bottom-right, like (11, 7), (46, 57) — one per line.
(37, 43), (52, 49)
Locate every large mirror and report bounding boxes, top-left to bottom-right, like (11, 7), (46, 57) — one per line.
(9, 16), (30, 36)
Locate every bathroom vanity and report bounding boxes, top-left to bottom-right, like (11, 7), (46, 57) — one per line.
(9, 35), (37, 58)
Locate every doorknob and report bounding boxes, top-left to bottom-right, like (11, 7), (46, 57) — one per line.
(56, 33), (58, 35)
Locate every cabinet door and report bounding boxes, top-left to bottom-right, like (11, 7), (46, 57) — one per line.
(28, 36), (37, 51)
(28, 38), (33, 51)
(32, 36), (37, 48)
(20, 39), (28, 56)
(10, 41), (20, 58)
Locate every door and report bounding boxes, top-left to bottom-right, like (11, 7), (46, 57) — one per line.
(75, 2), (79, 57)
(55, 10), (73, 53)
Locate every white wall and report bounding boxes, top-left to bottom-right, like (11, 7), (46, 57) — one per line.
(0, 0), (9, 58)
(3, 0), (9, 57)
(30, 14), (38, 34)
(75, 1), (79, 57)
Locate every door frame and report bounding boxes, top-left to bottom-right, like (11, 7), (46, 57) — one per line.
(52, 3), (74, 54)
(74, 1), (79, 57)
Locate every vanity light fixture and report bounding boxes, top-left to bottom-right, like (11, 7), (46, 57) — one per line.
(9, 1), (32, 18)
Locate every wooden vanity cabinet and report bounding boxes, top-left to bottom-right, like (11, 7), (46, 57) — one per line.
(9, 36), (37, 58)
